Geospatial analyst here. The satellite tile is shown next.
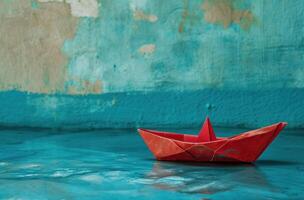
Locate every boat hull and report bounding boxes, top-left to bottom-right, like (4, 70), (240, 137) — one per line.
(138, 122), (287, 163)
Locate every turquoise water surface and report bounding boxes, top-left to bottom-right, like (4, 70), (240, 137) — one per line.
(0, 127), (303, 200)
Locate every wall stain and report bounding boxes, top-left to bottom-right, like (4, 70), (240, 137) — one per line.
(201, 0), (255, 30)
(0, 0), (78, 94)
(138, 44), (156, 56)
(133, 9), (158, 23)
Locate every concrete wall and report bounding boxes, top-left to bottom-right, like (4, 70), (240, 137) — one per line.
(0, 0), (303, 129)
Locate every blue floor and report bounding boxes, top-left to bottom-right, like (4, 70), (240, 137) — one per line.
(0, 127), (303, 199)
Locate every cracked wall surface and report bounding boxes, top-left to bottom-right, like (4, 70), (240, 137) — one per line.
(0, 0), (303, 94)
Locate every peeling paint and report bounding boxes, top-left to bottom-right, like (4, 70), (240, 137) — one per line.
(201, 0), (255, 30)
(0, 0), (303, 95)
(138, 44), (156, 55)
(38, 0), (99, 18)
(0, 0), (302, 129)
(64, 52), (104, 94)
(0, 0), (78, 94)
(133, 10), (158, 23)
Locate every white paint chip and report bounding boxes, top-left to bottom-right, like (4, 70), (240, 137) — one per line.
(38, 0), (99, 18)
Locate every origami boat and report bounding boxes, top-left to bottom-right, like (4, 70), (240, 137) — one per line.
(138, 118), (287, 163)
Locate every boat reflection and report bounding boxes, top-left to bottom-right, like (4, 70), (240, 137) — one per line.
(145, 161), (273, 195)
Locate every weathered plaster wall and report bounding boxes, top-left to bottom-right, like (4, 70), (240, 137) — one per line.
(0, 0), (78, 93)
(0, 0), (303, 128)
(63, 0), (304, 92)
(0, 89), (303, 129)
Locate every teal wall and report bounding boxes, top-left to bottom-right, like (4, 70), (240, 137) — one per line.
(64, 0), (304, 92)
(0, 0), (304, 129)
(0, 89), (303, 129)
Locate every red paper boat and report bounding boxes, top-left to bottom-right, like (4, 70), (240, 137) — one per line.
(138, 118), (287, 163)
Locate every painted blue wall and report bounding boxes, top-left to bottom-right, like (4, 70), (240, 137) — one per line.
(64, 0), (304, 92)
(0, 0), (304, 129)
(0, 89), (303, 129)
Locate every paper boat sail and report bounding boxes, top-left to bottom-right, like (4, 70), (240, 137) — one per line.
(138, 118), (287, 163)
